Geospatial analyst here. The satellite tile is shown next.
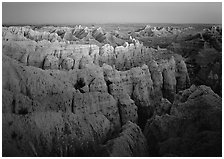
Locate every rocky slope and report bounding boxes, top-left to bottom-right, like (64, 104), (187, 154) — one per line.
(144, 85), (222, 156)
(2, 25), (222, 157)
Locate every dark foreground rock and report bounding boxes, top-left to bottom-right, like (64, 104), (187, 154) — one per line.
(144, 85), (222, 157)
(99, 121), (149, 157)
(2, 111), (112, 157)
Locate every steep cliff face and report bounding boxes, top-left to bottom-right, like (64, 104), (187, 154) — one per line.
(167, 27), (222, 95)
(2, 25), (221, 157)
(2, 29), (191, 133)
(2, 55), (115, 156)
(3, 53), (146, 156)
(3, 39), (190, 102)
(117, 94), (138, 125)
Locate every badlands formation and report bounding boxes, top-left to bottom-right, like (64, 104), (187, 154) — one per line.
(2, 24), (222, 156)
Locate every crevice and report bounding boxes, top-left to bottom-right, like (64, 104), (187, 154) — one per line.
(117, 100), (123, 126)
(42, 56), (47, 69)
(74, 78), (86, 90)
(12, 99), (16, 114)
(71, 96), (74, 113)
(88, 78), (96, 88)
(105, 80), (112, 94)
(137, 106), (154, 131)
(18, 107), (28, 115)
(26, 53), (30, 66)
(72, 59), (75, 69)
(11, 131), (17, 139)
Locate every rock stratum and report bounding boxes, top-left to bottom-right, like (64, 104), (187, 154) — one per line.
(2, 24), (222, 157)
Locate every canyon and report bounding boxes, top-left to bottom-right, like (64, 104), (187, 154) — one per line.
(2, 24), (222, 156)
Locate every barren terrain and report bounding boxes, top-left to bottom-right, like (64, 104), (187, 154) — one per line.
(2, 23), (222, 156)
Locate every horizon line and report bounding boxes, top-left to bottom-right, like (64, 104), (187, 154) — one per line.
(2, 22), (222, 26)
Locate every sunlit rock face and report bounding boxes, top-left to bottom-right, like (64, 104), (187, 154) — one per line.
(92, 27), (106, 43)
(2, 24), (221, 157)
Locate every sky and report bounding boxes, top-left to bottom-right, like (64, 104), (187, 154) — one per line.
(2, 2), (222, 25)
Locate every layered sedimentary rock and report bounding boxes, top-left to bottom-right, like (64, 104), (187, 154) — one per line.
(92, 27), (106, 43)
(2, 55), (115, 156)
(102, 63), (157, 128)
(73, 27), (89, 39)
(3, 25), (220, 157)
(2, 53), (147, 156)
(2, 29), (190, 100)
(2, 34), (191, 133)
(3, 55), (75, 112)
(2, 41), (99, 69)
(2, 26), (62, 42)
